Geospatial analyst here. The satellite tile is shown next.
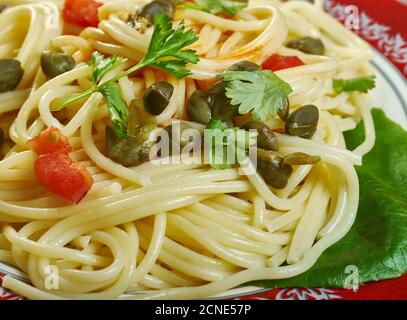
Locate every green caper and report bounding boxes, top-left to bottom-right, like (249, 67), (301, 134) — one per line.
(144, 81), (174, 116)
(282, 152), (321, 166)
(106, 99), (158, 167)
(286, 37), (325, 55)
(188, 90), (212, 125)
(256, 149), (293, 189)
(228, 60), (261, 72)
(106, 124), (156, 167)
(207, 81), (239, 121)
(277, 97), (289, 121)
(243, 121), (278, 151)
(164, 121), (200, 148)
(40, 51), (76, 79)
(285, 105), (319, 139)
(0, 59), (24, 93)
(128, 98), (156, 136)
(141, 0), (175, 25)
(127, 11), (148, 33)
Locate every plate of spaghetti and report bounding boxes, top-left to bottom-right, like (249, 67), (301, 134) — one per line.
(0, 0), (406, 300)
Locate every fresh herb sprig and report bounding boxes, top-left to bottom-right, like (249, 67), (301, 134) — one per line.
(185, 0), (248, 16)
(333, 75), (376, 94)
(218, 70), (293, 120)
(56, 13), (199, 137)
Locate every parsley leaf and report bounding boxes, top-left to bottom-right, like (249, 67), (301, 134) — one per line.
(186, 0), (248, 16)
(218, 70), (293, 120)
(139, 14), (199, 78)
(98, 83), (128, 138)
(89, 52), (124, 85)
(333, 75), (376, 94)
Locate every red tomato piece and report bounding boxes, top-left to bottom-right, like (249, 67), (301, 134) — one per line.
(262, 54), (305, 72)
(27, 127), (72, 155)
(35, 152), (93, 203)
(63, 0), (103, 28)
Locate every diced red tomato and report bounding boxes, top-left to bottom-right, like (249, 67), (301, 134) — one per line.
(28, 127), (93, 203)
(196, 78), (220, 91)
(262, 54), (304, 72)
(63, 0), (103, 28)
(26, 127), (72, 155)
(35, 152), (93, 203)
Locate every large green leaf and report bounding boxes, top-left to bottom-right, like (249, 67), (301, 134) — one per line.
(252, 109), (407, 289)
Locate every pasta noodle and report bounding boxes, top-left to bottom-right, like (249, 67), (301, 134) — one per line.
(0, 0), (376, 300)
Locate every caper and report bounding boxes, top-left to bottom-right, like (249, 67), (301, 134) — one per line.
(243, 121), (278, 151)
(285, 105), (319, 139)
(256, 149), (293, 189)
(141, 0), (175, 25)
(106, 99), (158, 167)
(106, 124), (156, 167)
(144, 81), (174, 116)
(207, 81), (239, 121)
(286, 37), (325, 55)
(228, 60), (261, 72)
(0, 59), (24, 93)
(277, 97), (289, 121)
(188, 90), (212, 125)
(40, 51), (76, 79)
(282, 152), (321, 166)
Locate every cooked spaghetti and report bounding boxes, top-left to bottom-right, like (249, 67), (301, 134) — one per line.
(0, 0), (376, 299)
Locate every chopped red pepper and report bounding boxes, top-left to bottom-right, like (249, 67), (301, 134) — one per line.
(262, 54), (305, 72)
(28, 128), (93, 203)
(26, 127), (72, 155)
(62, 0), (103, 28)
(34, 152), (93, 203)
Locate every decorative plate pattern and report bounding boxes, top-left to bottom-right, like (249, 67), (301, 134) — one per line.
(325, 0), (407, 77)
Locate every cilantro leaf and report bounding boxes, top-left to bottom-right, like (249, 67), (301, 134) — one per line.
(140, 13), (199, 78)
(98, 83), (129, 138)
(218, 70), (293, 120)
(333, 75), (376, 94)
(186, 0), (248, 16)
(89, 52), (124, 85)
